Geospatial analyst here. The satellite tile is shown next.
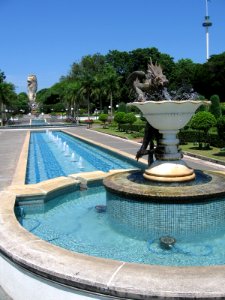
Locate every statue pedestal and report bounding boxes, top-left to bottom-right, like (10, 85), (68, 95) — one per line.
(144, 161), (195, 182)
(144, 129), (195, 182)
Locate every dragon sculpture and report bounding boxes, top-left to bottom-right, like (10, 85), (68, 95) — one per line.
(127, 58), (170, 102)
(127, 59), (169, 164)
(128, 59), (198, 164)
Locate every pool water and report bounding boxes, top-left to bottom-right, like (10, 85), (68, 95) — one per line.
(26, 131), (144, 184)
(16, 185), (225, 266)
(31, 120), (46, 125)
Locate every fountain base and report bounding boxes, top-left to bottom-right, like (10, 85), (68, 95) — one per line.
(103, 170), (225, 202)
(144, 160), (195, 182)
(104, 170), (225, 240)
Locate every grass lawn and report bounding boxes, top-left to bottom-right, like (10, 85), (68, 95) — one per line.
(180, 143), (225, 163)
(93, 126), (142, 140)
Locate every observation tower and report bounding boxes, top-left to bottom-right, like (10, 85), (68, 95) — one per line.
(202, 0), (212, 60)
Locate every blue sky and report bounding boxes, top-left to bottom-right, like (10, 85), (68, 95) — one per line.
(1, 0), (224, 93)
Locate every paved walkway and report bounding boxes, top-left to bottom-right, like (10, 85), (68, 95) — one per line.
(0, 130), (26, 191)
(0, 285), (12, 300)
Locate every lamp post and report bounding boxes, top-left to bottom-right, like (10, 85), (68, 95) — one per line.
(4, 109), (8, 125)
(94, 109), (98, 120)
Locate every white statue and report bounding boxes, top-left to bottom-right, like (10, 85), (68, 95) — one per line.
(27, 75), (38, 111)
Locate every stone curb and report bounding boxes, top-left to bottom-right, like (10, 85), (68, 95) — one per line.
(183, 151), (225, 166)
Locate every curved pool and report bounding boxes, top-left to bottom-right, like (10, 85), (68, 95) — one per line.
(16, 182), (225, 267)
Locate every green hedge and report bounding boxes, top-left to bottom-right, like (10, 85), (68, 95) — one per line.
(120, 123), (145, 133)
(178, 130), (224, 148)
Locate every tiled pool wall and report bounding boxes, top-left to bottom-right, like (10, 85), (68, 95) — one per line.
(15, 179), (103, 216)
(106, 190), (225, 241)
(61, 130), (146, 170)
(15, 183), (80, 212)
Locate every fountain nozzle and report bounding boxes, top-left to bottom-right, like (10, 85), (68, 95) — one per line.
(159, 236), (176, 250)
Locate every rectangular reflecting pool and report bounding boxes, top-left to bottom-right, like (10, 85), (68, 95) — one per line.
(26, 131), (145, 184)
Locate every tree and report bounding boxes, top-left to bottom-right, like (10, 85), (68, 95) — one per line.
(79, 72), (95, 119)
(90, 74), (105, 113)
(194, 52), (225, 101)
(101, 64), (121, 118)
(11, 92), (29, 113)
(117, 102), (127, 113)
(169, 59), (197, 91)
(63, 81), (81, 119)
(0, 71), (16, 126)
(190, 111), (217, 148)
(209, 94), (222, 118)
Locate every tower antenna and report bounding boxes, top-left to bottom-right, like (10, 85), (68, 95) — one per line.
(202, 0), (212, 60)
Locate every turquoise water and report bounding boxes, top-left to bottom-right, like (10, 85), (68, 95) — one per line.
(31, 119), (46, 125)
(26, 131), (144, 184)
(16, 185), (225, 266)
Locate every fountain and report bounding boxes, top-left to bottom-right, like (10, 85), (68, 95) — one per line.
(64, 144), (70, 157)
(78, 156), (84, 169)
(103, 59), (225, 242)
(70, 152), (76, 161)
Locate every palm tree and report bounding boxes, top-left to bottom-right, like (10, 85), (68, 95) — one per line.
(0, 75), (16, 126)
(90, 75), (105, 113)
(79, 72), (95, 119)
(101, 65), (121, 118)
(63, 80), (81, 120)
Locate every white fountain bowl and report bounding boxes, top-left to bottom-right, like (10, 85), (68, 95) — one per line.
(131, 100), (210, 130)
(129, 100), (210, 182)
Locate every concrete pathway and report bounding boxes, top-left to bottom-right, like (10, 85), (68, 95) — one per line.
(0, 285), (12, 300)
(0, 130), (26, 191)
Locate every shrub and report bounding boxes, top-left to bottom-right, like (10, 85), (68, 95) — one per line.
(178, 129), (224, 148)
(190, 111), (217, 148)
(123, 112), (137, 126)
(220, 103), (225, 116)
(98, 113), (108, 128)
(190, 111), (216, 133)
(217, 116), (225, 142)
(209, 94), (222, 118)
(114, 112), (126, 130)
(120, 123), (145, 133)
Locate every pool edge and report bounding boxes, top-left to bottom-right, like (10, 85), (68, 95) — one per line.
(2, 173), (225, 299)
